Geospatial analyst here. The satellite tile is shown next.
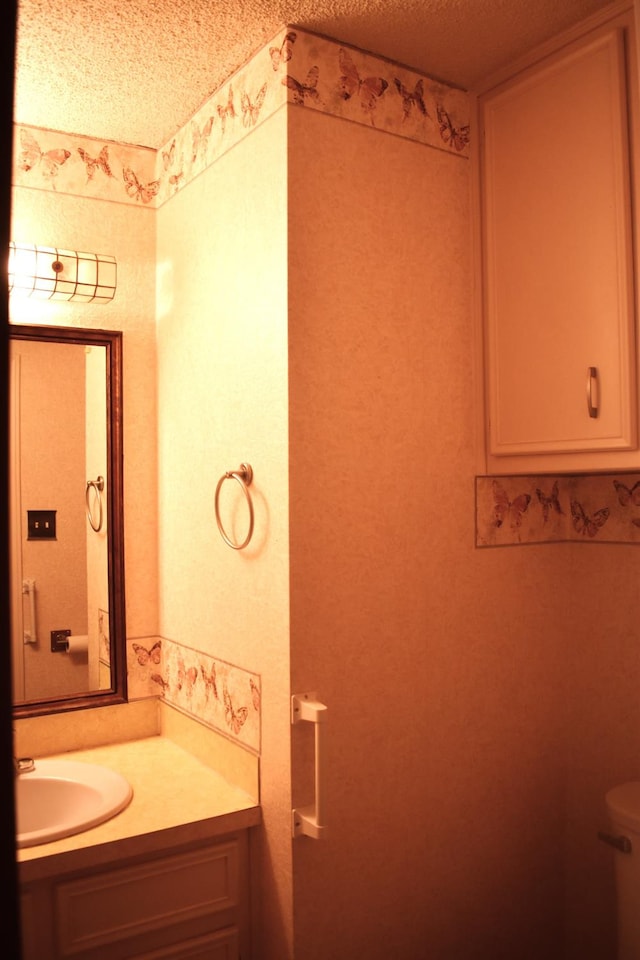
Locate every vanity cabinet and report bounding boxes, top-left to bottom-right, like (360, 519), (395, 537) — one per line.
(19, 831), (251, 960)
(478, 5), (640, 474)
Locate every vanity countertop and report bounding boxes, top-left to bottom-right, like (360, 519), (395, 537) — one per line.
(16, 735), (261, 882)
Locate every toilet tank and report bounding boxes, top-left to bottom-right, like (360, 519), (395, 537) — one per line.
(606, 782), (640, 960)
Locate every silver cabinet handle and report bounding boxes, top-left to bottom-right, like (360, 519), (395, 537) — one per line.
(598, 830), (632, 853)
(587, 366), (599, 418)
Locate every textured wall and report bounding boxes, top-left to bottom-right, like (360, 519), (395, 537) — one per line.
(85, 343), (108, 690)
(155, 108), (293, 958)
(563, 542), (640, 960)
(13, 338), (87, 699)
(286, 104), (571, 959)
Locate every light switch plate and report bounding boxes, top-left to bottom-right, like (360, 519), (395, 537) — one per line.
(27, 510), (56, 539)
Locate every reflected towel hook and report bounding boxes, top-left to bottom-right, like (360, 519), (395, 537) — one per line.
(215, 463), (254, 550)
(86, 476), (104, 532)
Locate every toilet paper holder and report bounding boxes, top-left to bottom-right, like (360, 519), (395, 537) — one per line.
(50, 629), (89, 655)
(51, 629), (71, 653)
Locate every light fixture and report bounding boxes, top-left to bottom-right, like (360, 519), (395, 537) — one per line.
(8, 242), (117, 303)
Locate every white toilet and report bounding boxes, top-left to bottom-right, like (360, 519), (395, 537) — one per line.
(605, 782), (640, 959)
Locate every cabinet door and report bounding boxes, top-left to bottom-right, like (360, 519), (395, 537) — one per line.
(480, 18), (637, 465)
(20, 884), (55, 960)
(54, 841), (239, 958)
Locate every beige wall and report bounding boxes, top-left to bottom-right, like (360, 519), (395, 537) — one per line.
(13, 338), (87, 699)
(85, 343), (108, 689)
(10, 188), (159, 647)
(564, 543), (640, 959)
(155, 108), (293, 958)
(287, 104), (572, 959)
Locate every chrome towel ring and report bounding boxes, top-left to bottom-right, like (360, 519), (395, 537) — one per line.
(215, 463), (254, 550)
(86, 476), (105, 532)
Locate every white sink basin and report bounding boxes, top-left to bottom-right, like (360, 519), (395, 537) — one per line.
(15, 759), (133, 848)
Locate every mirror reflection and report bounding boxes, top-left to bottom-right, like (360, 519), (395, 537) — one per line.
(10, 324), (126, 715)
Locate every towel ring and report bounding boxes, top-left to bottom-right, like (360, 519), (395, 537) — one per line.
(215, 463), (254, 550)
(86, 476), (104, 532)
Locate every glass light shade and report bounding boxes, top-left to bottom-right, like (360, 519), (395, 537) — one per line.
(8, 243), (117, 303)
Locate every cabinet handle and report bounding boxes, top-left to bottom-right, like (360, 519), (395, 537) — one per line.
(587, 366), (599, 419)
(598, 830), (632, 853)
(291, 692), (328, 840)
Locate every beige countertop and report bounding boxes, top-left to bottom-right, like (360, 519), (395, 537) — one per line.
(17, 735), (261, 882)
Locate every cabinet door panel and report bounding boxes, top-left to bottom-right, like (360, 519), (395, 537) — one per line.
(55, 841), (239, 957)
(481, 23), (636, 458)
(131, 927), (239, 959)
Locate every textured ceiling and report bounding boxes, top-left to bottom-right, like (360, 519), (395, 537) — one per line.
(14, 0), (615, 149)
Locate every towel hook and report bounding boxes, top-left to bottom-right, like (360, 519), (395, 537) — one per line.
(215, 463), (254, 550)
(86, 476), (104, 532)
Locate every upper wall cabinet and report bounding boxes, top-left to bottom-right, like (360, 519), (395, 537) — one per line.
(478, 5), (640, 474)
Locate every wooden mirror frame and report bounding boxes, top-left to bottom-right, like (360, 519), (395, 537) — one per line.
(11, 324), (127, 717)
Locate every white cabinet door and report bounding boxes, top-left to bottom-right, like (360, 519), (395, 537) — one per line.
(19, 832), (250, 960)
(479, 14), (638, 472)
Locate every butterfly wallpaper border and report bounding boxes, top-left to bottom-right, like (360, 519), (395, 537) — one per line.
(126, 635), (261, 755)
(476, 473), (640, 547)
(12, 27), (470, 209)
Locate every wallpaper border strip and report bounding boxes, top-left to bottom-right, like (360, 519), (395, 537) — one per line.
(12, 27), (470, 209)
(126, 636), (261, 755)
(476, 473), (640, 547)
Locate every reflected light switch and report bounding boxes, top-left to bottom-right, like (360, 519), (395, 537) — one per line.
(27, 510), (57, 540)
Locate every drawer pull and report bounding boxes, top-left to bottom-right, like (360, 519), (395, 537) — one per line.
(598, 830), (632, 853)
(587, 366), (599, 418)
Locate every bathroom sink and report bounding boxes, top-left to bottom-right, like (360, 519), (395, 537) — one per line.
(15, 759), (133, 848)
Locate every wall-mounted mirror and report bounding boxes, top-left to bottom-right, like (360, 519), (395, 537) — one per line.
(10, 324), (126, 717)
